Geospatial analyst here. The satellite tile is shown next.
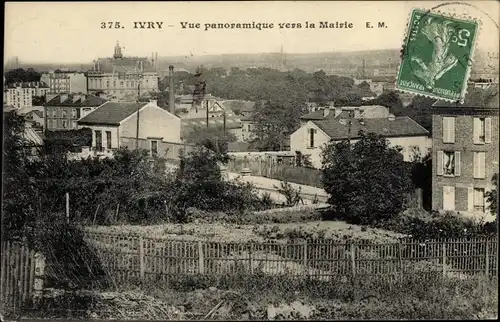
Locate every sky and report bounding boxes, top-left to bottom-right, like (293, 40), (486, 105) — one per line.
(4, 1), (499, 64)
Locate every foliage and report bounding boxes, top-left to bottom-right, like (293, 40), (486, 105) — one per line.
(486, 173), (498, 216)
(4, 68), (42, 84)
(44, 128), (93, 154)
(368, 90), (403, 110)
(321, 131), (413, 225)
(408, 150), (432, 211)
(169, 147), (271, 222)
(274, 181), (304, 207)
(394, 95), (436, 133)
(184, 126), (237, 163)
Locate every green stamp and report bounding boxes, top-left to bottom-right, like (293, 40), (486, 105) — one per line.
(396, 9), (479, 102)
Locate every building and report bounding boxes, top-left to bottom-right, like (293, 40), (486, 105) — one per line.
(45, 93), (107, 131)
(290, 112), (430, 168)
(3, 82), (49, 109)
(24, 110), (44, 128)
(76, 100), (181, 159)
(86, 42), (159, 101)
(40, 71), (87, 94)
(431, 87), (499, 221)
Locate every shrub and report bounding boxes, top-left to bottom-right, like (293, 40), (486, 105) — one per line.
(321, 132), (413, 225)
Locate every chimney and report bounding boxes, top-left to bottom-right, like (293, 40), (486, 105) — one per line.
(60, 93), (69, 103)
(168, 65), (175, 114)
(388, 113), (396, 121)
(354, 108), (361, 118)
(323, 107), (330, 118)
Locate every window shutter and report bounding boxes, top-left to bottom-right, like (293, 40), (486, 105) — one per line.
(454, 151), (461, 176)
(480, 152), (486, 178)
(473, 118), (480, 144)
(442, 117), (448, 143)
(473, 153), (479, 178)
(485, 118), (492, 143)
(449, 117), (455, 143)
(467, 187), (474, 211)
(484, 188), (491, 215)
(437, 151), (444, 176)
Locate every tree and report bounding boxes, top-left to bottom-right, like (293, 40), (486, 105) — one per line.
(4, 68), (41, 84)
(486, 173), (498, 216)
(321, 131), (413, 224)
(372, 90), (403, 111)
(184, 126), (237, 162)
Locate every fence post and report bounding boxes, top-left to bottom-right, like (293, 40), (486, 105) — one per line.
(139, 236), (145, 280)
(442, 241), (446, 277)
(249, 243), (254, 274)
(303, 241), (308, 275)
(33, 252), (45, 300)
(65, 192), (70, 223)
(350, 243), (356, 277)
(198, 241), (204, 274)
(485, 239), (489, 276)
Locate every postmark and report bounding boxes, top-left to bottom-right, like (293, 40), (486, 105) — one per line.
(396, 8), (480, 103)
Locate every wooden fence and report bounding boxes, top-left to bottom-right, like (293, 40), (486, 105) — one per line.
(227, 158), (323, 188)
(84, 232), (498, 284)
(0, 242), (42, 312)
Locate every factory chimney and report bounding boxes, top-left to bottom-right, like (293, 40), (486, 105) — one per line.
(169, 65), (175, 114)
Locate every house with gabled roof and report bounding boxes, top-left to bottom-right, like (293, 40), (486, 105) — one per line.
(290, 112), (430, 168)
(76, 100), (182, 159)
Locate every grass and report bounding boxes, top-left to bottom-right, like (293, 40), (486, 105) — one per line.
(22, 271), (497, 320)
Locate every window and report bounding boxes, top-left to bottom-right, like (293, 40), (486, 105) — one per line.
(473, 117), (492, 144)
(473, 188), (485, 212)
(309, 128), (317, 148)
(95, 130), (103, 151)
(442, 117), (455, 143)
(120, 81), (124, 86)
(443, 186), (455, 211)
(473, 152), (486, 179)
(76, 109), (81, 119)
(106, 81), (110, 88)
(62, 109), (67, 118)
(436, 151), (460, 176)
(72, 121), (77, 129)
(151, 140), (158, 156)
(106, 131), (112, 149)
(62, 120), (68, 129)
(52, 109), (57, 118)
(72, 108), (77, 118)
(113, 81), (116, 87)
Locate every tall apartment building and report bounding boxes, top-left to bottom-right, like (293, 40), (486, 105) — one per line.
(45, 93), (107, 131)
(3, 82), (50, 109)
(40, 71), (88, 94)
(431, 87), (499, 220)
(86, 42), (158, 101)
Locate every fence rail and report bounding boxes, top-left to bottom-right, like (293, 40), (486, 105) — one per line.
(84, 232), (498, 284)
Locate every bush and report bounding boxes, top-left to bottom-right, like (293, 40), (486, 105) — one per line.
(321, 132), (413, 225)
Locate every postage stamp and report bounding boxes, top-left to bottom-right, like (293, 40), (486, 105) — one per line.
(396, 8), (480, 103)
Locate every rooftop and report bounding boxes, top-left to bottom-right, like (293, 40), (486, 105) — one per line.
(312, 116), (429, 140)
(91, 57), (156, 74)
(46, 94), (107, 107)
(78, 102), (149, 126)
(181, 116), (242, 138)
(432, 86), (499, 109)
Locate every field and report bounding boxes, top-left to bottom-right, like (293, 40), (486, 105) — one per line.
(85, 219), (406, 244)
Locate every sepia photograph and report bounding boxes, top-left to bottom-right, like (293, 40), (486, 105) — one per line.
(2, 1), (499, 320)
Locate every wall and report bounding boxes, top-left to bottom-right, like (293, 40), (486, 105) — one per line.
(120, 102), (181, 143)
(89, 125), (120, 150)
(120, 137), (195, 160)
(290, 121), (331, 168)
(432, 112), (499, 220)
(386, 136), (431, 161)
(70, 73), (88, 94)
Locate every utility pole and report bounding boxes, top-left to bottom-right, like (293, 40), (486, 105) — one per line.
(223, 110), (227, 139)
(136, 83), (140, 149)
(347, 110), (353, 146)
(206, 99), (209, 129)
